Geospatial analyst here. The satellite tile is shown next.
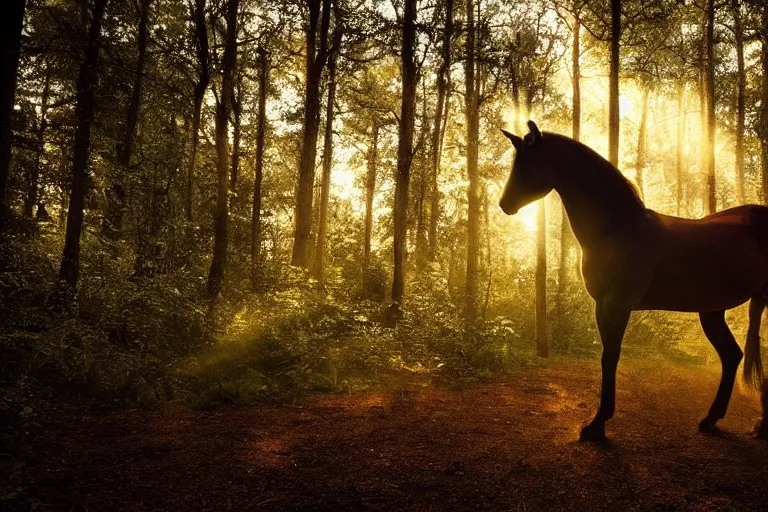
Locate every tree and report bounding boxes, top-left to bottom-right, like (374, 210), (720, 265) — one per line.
(465, 0), (480, 324)
(676, 81), (685, 215)
(185, 0), (210, 222)
(391, 0), (417, 304)
(634, 84), (649, 199)
(313, 4), (342, 284)
(536, 198), (548, 357)
(428, 0), (453, 263)
(0, 0), (27, 217)
(252, 47), (269, 286)
(25, 61), (51, 218)
(704, 0), (716, 214)
(103, 0), (153, 239)
(760, 1), (768, 204)
(292, 0), (332, 269)
(608, 0), (620, 167)
(206, 0), (239, 299)
(59, 0), (110, 290)
(363, 119), (379, 270)
(731, 0), (746, 204)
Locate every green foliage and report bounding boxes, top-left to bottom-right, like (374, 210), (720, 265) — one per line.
(184, 268), (542, 407)
(0, 223), (208, 447)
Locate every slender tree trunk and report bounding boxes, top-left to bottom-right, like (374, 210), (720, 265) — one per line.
(428, 0), (453, 263)
(464, 0), (480, 325)
(312, 35), (340, 284)
(231, 77), (242, 189)
(251, 48), (268, 287)
(363, 120), (378, 270)
(705, 0), (716, 214)
(558, 11), (580, 343)
(186, 0), (209, 222)
(761, 14), (768, 205)
(635, 86), (649, 200)
(0, 0), (26, 216)
(571, 15), (581, 142)
(676, 81), (685, 216)
(58, 0), (109, 289)
(733, 0), (745, 204)
(698, 8), (707, 201)
(536, 199), (549, 357)
(206, 0), (238, 299)
(292, 0), (331, 268)
(391, 0), (417, 304)
(104, 0), (152, 238)
(415, 90), (429, 270)
(26, 65), (51, 218)
(608, 0), (620, 167)
(119, 0), (152, 169)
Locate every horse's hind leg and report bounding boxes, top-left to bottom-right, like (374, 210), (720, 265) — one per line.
(698, 310), (743, 433)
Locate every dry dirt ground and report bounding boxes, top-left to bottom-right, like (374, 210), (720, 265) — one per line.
(15, 358), (768, 511)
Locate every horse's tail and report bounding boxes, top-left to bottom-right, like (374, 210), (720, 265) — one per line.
(744, 296), (766, 389)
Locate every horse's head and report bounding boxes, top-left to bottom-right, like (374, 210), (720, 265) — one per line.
(499, 121), (553, 215)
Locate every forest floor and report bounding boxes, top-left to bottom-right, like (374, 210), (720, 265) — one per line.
(11, 357), (768, 511)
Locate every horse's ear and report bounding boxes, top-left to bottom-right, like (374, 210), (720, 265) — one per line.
(501, 129), (523, 151)
(527, 120), (541, 145)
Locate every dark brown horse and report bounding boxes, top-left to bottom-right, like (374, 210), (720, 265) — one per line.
(499, 121), (768, 442)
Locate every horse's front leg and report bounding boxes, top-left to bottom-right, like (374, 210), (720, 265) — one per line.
(580, 300), (631, 442)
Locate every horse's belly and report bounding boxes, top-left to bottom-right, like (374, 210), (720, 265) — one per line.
(636, 233), (768, 312)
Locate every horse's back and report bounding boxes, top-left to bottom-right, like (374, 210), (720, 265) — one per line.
(636, 206), (768, 312)
(666, 205), (768, 259)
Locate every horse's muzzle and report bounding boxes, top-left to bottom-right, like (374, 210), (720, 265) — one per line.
(499, 202), (519, 216)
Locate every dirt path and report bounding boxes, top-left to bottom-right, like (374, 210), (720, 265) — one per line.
(16, 358), (768, 511)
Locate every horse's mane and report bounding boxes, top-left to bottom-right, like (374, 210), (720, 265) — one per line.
(542, 132), (646, 214)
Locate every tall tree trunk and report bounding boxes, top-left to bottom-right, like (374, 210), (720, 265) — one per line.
(464, 0), (480, 325)
(415, 90), (429, 270)
(104, 0), (152, 238)
(571, 11), (581, 142)
(558, 10), (580, 343)
(251, 48), (268, 287)
(391, 0), (417, 304)
(26, 64), (51, 218)
(0, 0), (26, 216)
(676, 81), (685, 216)
(363, 120), (378, 270)
(733, 0), (745, 204)
(608, 0), (620, 167)
(635, 85), (649, 200)
(698, 8), (707, 202)
(312, 32), (340, 284)
(206, 0), (238, 299)
(536, 199), (549, 357)
(186, 0), (209, 222)
(230, 76), (242, 189)
(428, 0), (453, 263)
(704, 0), (716, 214)
(58, 0), (109, 289)
(292, 0), (332, 268)
(761, 12), (768, 205)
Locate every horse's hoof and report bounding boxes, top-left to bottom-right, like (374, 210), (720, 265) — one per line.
(579, 423), (606, 442)
(698, 416), (718, 434)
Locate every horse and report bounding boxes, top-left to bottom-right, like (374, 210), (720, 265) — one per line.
(499, 120), (768, 442)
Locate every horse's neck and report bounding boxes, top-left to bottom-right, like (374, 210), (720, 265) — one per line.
(556, 189), (612, 249)
(549, 151), (644, 249)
